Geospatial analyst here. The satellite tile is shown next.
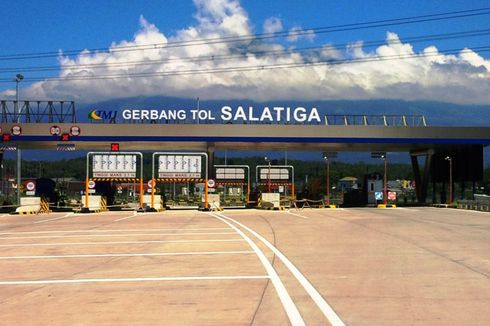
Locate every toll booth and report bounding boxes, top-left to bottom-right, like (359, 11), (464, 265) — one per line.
(255, 165), (295, 207)
(214, 165), (250, 207)
(151, 152), (209, 210)
(84, 152), (144, 211)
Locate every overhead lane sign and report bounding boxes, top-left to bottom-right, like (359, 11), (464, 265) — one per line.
(92, 154), (136, 178)
(158, 155), (202, 178)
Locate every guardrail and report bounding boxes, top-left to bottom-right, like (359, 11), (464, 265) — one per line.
(457, 194), (490, 212)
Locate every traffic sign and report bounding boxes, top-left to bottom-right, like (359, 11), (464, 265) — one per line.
(50, 125), (61, 136)
(70, 125), (81, 136)
(11, 125), (22, 136)
(207, 179), (216, 188)
(88, 180), (96, 189)
(60, 133), (70, 141)
(111, 143), (120, 152)
(2, 134), (10, 142)
(147, 179), (154, 188)
(375, 192), (383, 200)
(26, 181), (36, 191)
(388, 192), (397, 201)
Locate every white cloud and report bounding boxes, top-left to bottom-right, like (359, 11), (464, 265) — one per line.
(263, 17), (283, 34)
(287, 26), (316, 42)
(3, 0), (490, 105)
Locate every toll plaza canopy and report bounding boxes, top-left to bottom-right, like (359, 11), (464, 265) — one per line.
(2, 122), (490, 152)
(1, 99), (489, 204)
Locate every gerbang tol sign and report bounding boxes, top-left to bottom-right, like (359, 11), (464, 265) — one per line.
(121, 105), (321, 123)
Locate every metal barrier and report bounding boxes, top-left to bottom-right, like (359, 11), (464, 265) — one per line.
(457, 195), (490, 212)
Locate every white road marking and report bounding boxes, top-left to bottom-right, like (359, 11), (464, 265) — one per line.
(216, 212), (345, 326)
(396, 207), (420, 211)
(0, 250), (255, 260)
(34, 213), (74, 224)
(0, 238), (245, 248)
(208, 212), (305, 326)
(0, 214), (7, 218)
(0, 231), (237, 240)
(286, 211), (308, 219)
(114, 211), (138, 221)
(0, 275), (270, 286)
(0, 227), (231, 236)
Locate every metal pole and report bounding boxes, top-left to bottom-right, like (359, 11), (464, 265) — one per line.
(326, 159), (330, 206)
(204, 153), (209, 210)
(291, 166), (295, 201)
(267, 161), (271, 192)
(384, 157), (388, 206)
(139, 154), (143, 209)
(449, 158), (453, 206)
(151, 153), (155, 210)
(15, 80), (20, 206)
(16, 149), (21, 206)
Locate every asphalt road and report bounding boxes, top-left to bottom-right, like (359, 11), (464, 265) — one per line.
(0, 207), (488, 325)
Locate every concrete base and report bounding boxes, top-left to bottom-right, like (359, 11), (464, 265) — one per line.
(377, 204), (397, 209)
(80, 207), (91, 213)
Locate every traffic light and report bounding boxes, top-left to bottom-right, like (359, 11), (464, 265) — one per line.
(111, 143), (120, 152)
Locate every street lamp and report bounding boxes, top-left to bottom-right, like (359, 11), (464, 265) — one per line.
(323, 154), (330, 206)
(445, 156), (453, 206)
(14, 74), (24, 207)
(14, 74), (24, 122)
(265, 156), (271, 192)
(381, 154), (387, 206)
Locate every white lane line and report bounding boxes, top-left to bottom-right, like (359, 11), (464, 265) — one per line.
(0, 227), (231, 235)
(0, 232), (237, 240)
(0, 238), (245, 248)
(0, 250), (255, 260)
(209, 212), (305, 326)
(34, 213), (74, 224)
(114, 211), (138, 222)
(0, 275), (270, 286)
(0, 214), (7, 218)
(216, 212), (345, 326)
(286, 211), (308, 219)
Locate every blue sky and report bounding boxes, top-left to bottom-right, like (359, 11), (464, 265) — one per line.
(1, 0), (489, 104)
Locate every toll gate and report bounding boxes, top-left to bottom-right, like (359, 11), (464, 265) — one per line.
(1, 100), (489, 207)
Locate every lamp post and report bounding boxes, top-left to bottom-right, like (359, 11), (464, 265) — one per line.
(322, 153), (331, 206)
(14, 74), (24, 206)
(265, 156), (271, 192)
(445, 156), (452, 206)
(14, 74), (24, 122)
(381, 154), (387, 206)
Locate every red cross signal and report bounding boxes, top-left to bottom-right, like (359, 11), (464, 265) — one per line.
(111, 143), (120, 152)
(2, 134), (10, 142)
(60, 133), (70, 141)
